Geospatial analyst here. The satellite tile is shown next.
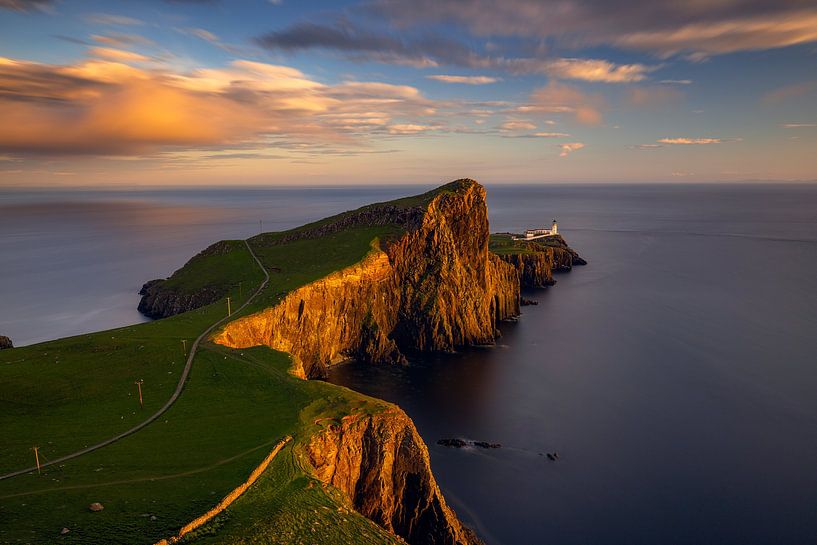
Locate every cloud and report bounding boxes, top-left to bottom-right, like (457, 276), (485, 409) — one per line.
(499, 120), (537, 131)
(524, 82), (606, 125)
(0, 55), (453, 156)
(613, 10), (817, 59)
(540, 58), (654, 83)
(373, 0), (817, 59)
(657, 137), (723, 144)
(781, 123), (816, 128)
(763, 81), (817, 103)
(558, 142), (584, 157)
(86, 13), (144, 26)
(387, 124), (432, 134)
(91, 33), (154, 47)
(0, 0), (52, 11)
(255, 20), (653, 82)
(660, 79), (692, 85)
(426, 75), (499, 84)
(502, 132), (570, 139)
(88, 47), (150, 62)
(630, 144), (663, 150)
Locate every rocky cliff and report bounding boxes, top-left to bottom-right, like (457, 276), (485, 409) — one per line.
(137, 241), (235, 319)
(495, 235), (586, 289)
(0, 335), (12, 350)
(213, 179), (520, 378)
(304, 406), (481, 545)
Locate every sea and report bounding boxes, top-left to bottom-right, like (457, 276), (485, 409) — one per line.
(2, 183), (816, 545)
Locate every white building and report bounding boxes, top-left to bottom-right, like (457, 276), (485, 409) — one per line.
(516, 219), (558, 240)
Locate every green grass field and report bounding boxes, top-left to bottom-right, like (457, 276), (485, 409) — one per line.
(0, 216), (405, 544)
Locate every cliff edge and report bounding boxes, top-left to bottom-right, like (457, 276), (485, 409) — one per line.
(213, 179), (520, 378)
(302, 402), (480, 545)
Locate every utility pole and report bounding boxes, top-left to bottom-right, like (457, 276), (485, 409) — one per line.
(227, 297), (232, 317)
(259, 219), (263, 234)
(135, 379), (144, 408)
(181, 339), (187, 356)
(32, 446), (40, 475)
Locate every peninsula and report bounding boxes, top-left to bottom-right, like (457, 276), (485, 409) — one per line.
(0, 179), (583, 545)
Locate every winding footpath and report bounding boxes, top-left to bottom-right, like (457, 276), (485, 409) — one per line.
(0, 240), (270, 481)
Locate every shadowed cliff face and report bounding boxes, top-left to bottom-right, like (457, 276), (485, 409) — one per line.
(213, 179), (520, 379)
(304, 407), (481, 545)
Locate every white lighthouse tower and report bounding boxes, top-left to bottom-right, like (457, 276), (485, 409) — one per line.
(551, 219), (558, 235)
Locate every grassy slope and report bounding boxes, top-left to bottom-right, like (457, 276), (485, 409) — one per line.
(0, 240), (262, 475)
(0, 220), (404, 544)
(489, 233), (565, 255)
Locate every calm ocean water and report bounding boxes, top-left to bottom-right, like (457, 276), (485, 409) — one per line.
(2, 184), (817, 544)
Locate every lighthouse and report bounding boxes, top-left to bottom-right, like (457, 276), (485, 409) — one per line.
(551, 219), (558, 235)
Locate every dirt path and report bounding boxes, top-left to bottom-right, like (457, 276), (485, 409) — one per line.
(0, 240), (269, 482)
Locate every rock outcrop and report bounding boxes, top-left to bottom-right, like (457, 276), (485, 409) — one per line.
(304, 407), (481, 545)
(214, 179), (520, 378)
(496, 235), (585, 289)
(0, 335), (12, 350)
(137, 241), (234, 319)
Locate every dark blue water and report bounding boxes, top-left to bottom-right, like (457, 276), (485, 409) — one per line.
(2, 184), (817, 544)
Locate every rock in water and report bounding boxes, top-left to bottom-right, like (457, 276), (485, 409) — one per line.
(88, 502), (104, 512)
(0, 336), (12, 350)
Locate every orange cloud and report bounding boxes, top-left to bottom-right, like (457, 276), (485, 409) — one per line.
(87, 47), (150, 62)
(527, 82), (605, 125)
(558, 142), (584, 157)
(0, 56), (447, 156)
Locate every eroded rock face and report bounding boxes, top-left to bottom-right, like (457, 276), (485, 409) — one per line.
(213, 179), (520, 378)
(304, 407), (482, 545)
(0, 336), (12, 350)
(497, 235), (585, 289)
(137, 241), (233, 319)
(137, 281), (223, 320)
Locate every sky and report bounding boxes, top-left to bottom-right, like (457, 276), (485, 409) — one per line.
(0, 0), (816, 186)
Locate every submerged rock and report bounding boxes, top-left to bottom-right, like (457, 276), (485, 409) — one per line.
(437, 438), (469, 448)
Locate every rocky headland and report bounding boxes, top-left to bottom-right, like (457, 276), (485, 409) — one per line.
(213, 179), (521, 379)
(134, 178), (584, 545)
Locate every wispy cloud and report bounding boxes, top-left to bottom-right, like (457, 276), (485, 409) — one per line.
(374, 0), (817, 59)
(426, 74), (499, 84)
(499, 120), (537, 131)
(558, 142), (584, 157)
(781, 123), (816, 128)
(0, 0), (52, 11)
(87, 47), (149, 62)
(255, 20), (653, 82)
(522, 82), (606, 125)
(86, 13), (144, 26)
(657, 137), (724, 144)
